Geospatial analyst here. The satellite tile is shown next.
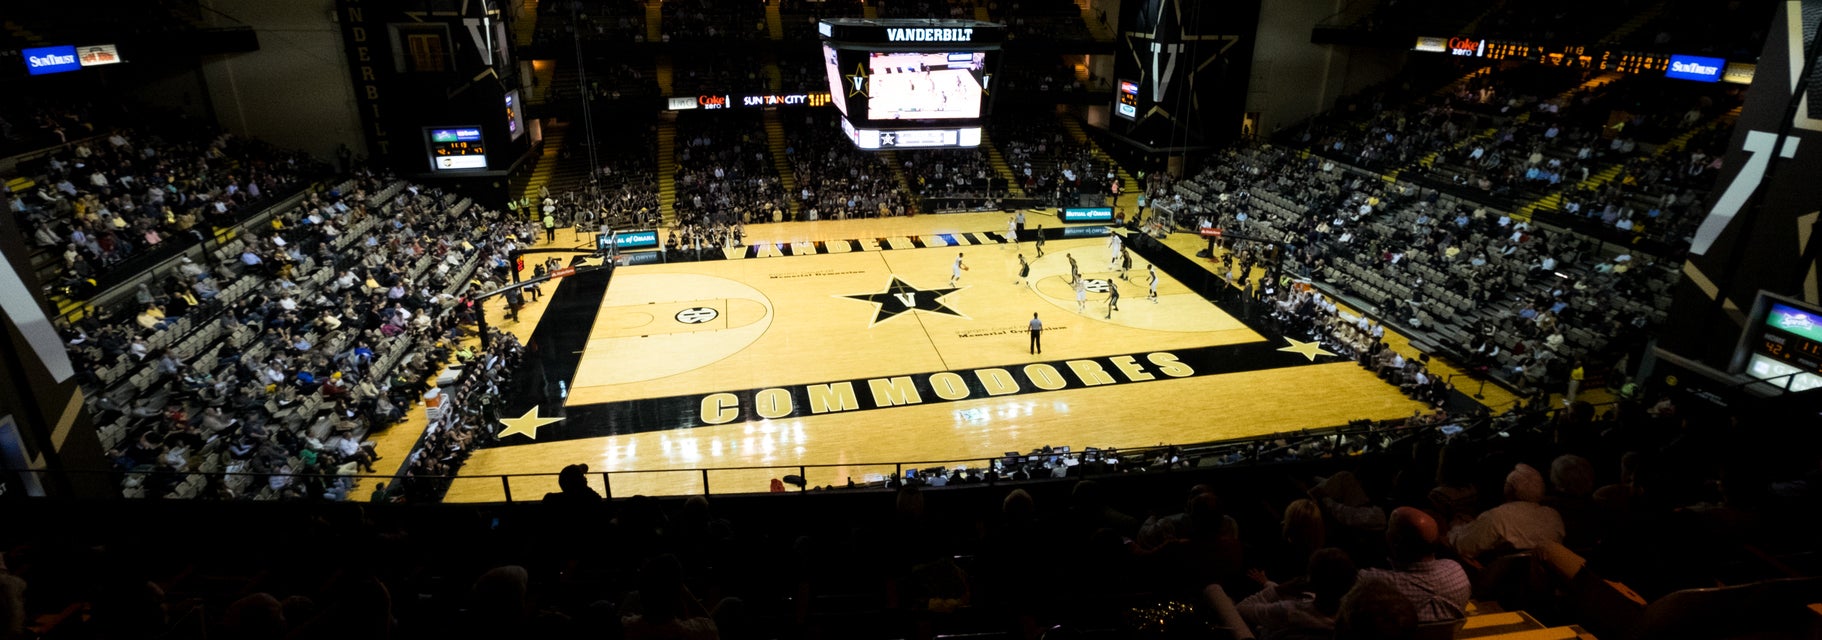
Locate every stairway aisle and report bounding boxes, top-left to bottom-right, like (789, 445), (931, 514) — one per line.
(1075, 0), (1113, 42)
(656, 54), (674, 96)
(513, 121), (568, 215)
(763, 111), (801, 218)
(880, 151), (914, 213)
(1427, 67), (1493, 101)
(765, 54), (783, 93)
(1552, 72), (1622, 103)
(645, 1), (664, 43)
(528, 59), (558, 107)
(1600, 0), (1666, 44)
(1390, 125), (1497, 182)
(1058, 116), (1140, 212)
(981, 132), (1027, 198)
(512, 0), (541, 48)
(765, 0), (785, 40)
(657, 122), (678, 225)
(1514, 104), (1743, 219)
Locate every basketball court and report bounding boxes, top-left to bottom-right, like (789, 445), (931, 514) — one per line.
(437, 212), (1430, 501)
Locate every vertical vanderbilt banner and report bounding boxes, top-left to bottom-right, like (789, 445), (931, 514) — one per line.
(336, 0), (392, 157)
(1668, 0), (1822, 367)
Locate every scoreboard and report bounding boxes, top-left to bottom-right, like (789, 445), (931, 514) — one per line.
(1116, 80), (1138, 120)
(1736, 295), (1822, 393)
(820, 18), (1005, 150)
(426, 126), (488, 171)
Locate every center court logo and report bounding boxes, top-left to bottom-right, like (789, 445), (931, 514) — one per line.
(675, 307), (719, 324)
(838, 276), (967, 327)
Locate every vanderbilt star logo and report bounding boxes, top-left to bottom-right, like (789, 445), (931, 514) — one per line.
(1277, 337), (1337, 362)
(846, 63), (870, 97)
(838, 276), (967, 327)
(1124, 0), (1241, 120)
(498, 406), (565, 440)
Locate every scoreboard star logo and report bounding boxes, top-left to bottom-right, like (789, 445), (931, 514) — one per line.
(838, 276), (968, 327)
(846, 63), (870, 97)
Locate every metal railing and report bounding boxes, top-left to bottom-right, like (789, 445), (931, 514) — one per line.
(1, 407), (1548, 502)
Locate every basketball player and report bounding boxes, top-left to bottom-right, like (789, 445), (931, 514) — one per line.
(1015, 253), (1029, 285)
(951, 252), (967, 286)
(1067, 253), (1079, 284)
(1034, 225), (1046, 257)
(1147, 264), (1159, 303)
(1074, 276), (1088, 314)
(1120, 247), (1134, 281)
(1105, 278), (1121, 319)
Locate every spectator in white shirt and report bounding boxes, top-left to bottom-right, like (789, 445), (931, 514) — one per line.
(1448, 463), (1565, 560)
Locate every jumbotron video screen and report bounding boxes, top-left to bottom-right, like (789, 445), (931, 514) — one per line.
(865, 51), (987, 120)
(819, 18), (1003, 149)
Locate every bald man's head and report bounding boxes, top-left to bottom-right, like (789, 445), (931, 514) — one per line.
(1386, 506), (1440, 564)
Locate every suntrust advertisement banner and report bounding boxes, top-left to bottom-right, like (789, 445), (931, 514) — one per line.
(1665, 54), (1725, 82)
(23, 45), (80, 76)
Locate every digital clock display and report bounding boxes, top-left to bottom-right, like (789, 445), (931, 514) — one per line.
(427, 127), (487, 171)
(1601, 51), (1670, 75)
(1483, 41), (1530, 60)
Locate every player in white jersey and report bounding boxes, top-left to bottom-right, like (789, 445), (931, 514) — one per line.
(1147, 264), (1159, 303)
(951, 252), (967, 286)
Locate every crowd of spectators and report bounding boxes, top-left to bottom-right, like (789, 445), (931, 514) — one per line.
(899, 148), (1009, 210)
(6, 122), (325, 296)
(1333, 0), (1484, 36)
(1292, 63), (1741, 253)
(390, 329), (525, 503)
(879, 0), (977, 19)
(996, 0), (1094, 42)
(661, 0), (768, 42)
(58, 175), (536, 501)
(1540, 124), (1729, 250)
(1169, 144), (1674, 398)
(777, 52), (829, 94)
(1615, 0), (1777, 59)
(784, 113), (909, 219)
(536, 0), (648, 46)
(13, 379), (1816, 639)
(780, 0), (862, 39)
(993, 117), (1120, 206)
(670, 57), (769, 96)
(1472, 0), (1649, 44)
(997, 56), (1094, 93)
(0, 98), (112, 157)
(569, 60), (663, 102)
(672, 112), (787, 228)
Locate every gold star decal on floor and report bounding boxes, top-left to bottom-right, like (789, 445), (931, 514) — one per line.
(1277, 337), (1337, 362)
(498, 406), (564, 440)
